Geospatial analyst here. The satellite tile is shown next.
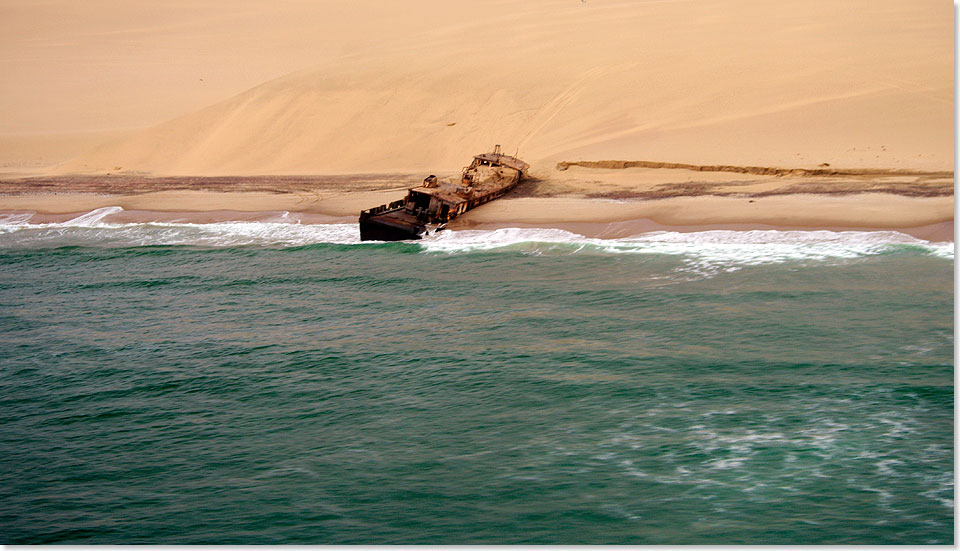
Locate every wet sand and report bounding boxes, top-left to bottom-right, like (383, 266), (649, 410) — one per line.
(0, 166), (952, 242)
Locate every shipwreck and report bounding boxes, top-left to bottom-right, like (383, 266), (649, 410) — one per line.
(359, 145), (529, 241)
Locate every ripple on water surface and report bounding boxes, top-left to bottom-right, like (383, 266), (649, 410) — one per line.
(0, 213), (953, 544)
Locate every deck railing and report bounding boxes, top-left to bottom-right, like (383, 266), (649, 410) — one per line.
(360, 199), (406, 220)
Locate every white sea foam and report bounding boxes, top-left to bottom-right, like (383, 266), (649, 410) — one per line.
(0, 207), (361, 247)
(420, 227), (954, 262)
(63, 206), (124, 226)
(0, 212), (34, 225)
(0, 209), (952, 269)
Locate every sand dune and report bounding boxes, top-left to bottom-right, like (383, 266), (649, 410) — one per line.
(49, 0), (952, 176)
(0, 130), (131, 175)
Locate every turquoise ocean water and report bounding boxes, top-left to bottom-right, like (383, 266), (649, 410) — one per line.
(0, 208), (953, 544)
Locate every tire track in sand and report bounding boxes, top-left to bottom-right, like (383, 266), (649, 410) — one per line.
(555, 160), (953, 180)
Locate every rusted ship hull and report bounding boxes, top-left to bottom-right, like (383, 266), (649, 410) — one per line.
(359, 210), (426, 241)
(359, 146), (529, 242)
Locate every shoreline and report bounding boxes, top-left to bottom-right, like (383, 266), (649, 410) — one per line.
(0, 166), (952, 242)
(0, 192), (953, 242)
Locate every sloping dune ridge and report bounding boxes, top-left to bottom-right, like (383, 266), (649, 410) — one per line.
(62, 0), (952, 176)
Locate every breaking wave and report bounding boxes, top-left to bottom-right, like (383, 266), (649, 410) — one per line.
(0, 208), (360, 248)
(0, 208), (952, 270)
(420, 227), (954, 276)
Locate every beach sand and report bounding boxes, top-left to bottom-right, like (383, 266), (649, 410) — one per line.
(0, 166), (953, 241)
